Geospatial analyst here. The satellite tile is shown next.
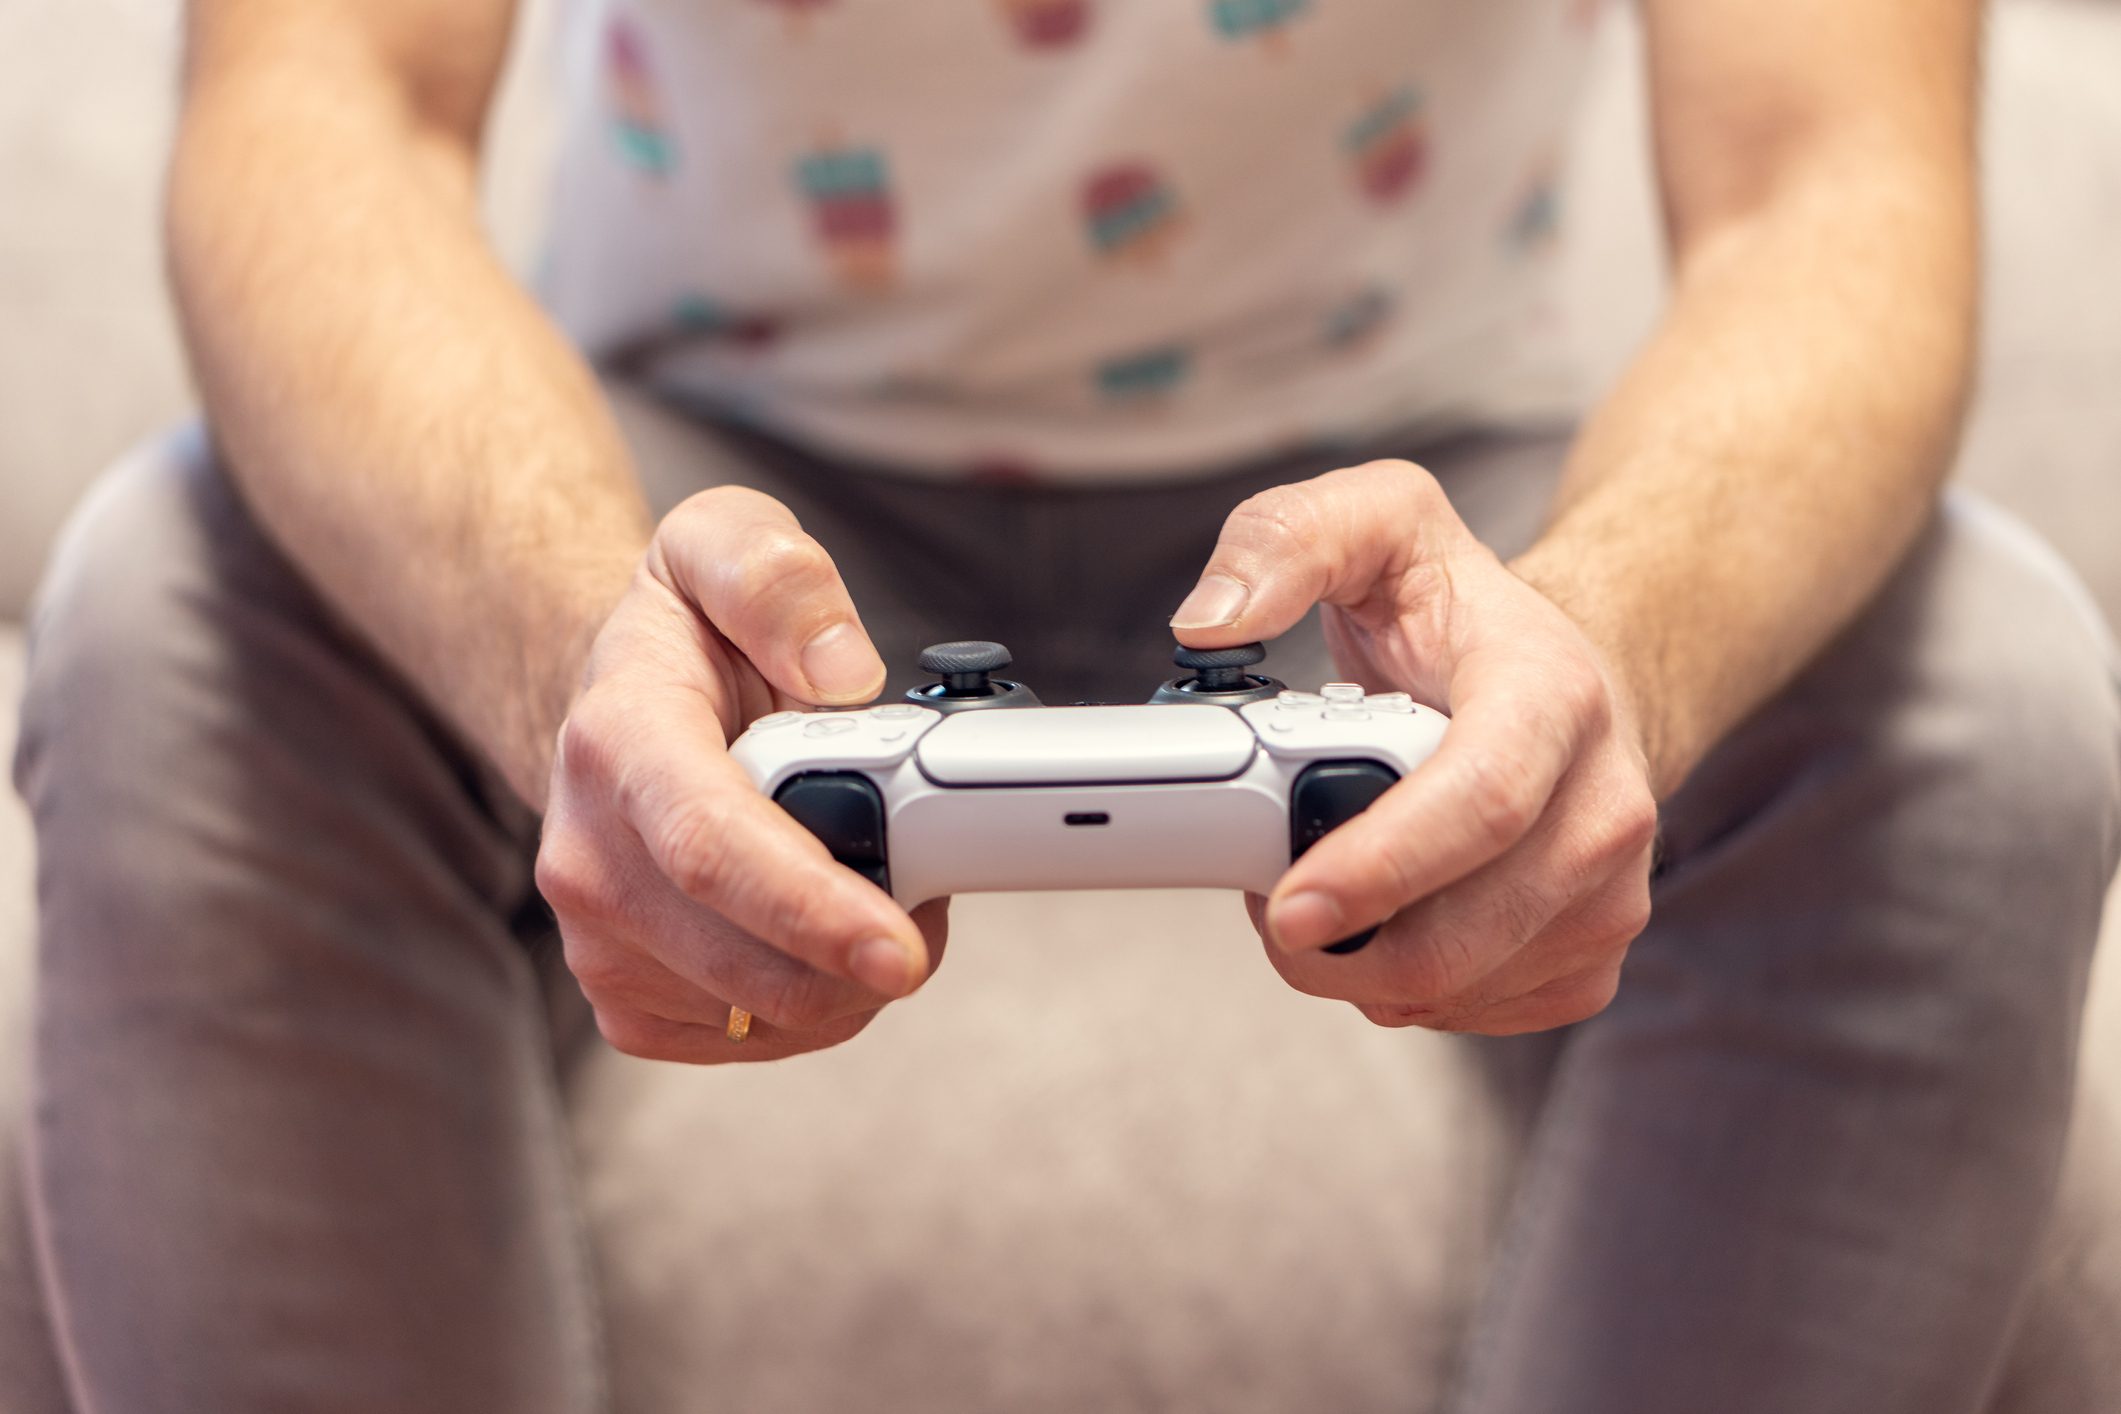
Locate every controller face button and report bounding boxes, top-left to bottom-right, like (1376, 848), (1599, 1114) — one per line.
(1276, 690), (1325, 709)
(804, 717), (860, 737)
(1364, 692), (1415, 713)
(752, 711), (804, 731)
(1324, 704), (1371, 723)
(870, 703), (927, 720)
(1267, 718), (1296, 733)
(1321, 683), (1365, 703)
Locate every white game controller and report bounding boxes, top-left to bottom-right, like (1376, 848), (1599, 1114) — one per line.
(729, 641), (1448, 953)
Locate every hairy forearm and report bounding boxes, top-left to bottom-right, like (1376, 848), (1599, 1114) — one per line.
(168, 40), (650, 808)
(1511, 148), (1977, 798)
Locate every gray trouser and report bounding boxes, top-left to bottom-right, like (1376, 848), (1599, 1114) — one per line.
(12, 386), (2121, 1413)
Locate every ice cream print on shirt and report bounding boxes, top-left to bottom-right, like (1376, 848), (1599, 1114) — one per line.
(1096, 345), (1194, 404)
(1503, 156), (1563, 257)
(793, 142), (898, 291)
(1343, 85), (1429, 205)
(673, 294), (781, 349)
(1082, 162), (1186, 268)
(1322, 285), (1396, 353)
(998, 0), (1092, 48)
(605, 15), (674, 175)
(1208, 0), (1310, 53)
(538, 0), (1593, 478)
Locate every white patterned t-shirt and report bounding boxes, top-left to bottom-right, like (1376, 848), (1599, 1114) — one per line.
(537, 0), (1601, 482)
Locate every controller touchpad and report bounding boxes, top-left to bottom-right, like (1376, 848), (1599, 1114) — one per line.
(916, 704), (1257, 785)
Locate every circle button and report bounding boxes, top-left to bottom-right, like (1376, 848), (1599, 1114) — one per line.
(1365, 692), (1415, 713)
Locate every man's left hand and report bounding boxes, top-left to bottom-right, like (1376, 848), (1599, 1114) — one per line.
(1172, 460), (1658, 1035)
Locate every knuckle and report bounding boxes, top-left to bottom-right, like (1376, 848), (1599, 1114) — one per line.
(1556, 659), (1611, 734)
(554, 702), (624, 790)
(1458, 749), (1541, 852)
(555, 932), (644, 1000)
(728, 529), (837, 616)
(1551, 967), (1623, 1026)
(748, 964), (852, 1032)
(669, 484), (779, 535)
(1338, 457), (1440, 502)
(1608, 887), (1653, 947)
(1581, 787), (1659, 878)
(1388, 926), (1486, 1003)
(1224, 485), (1319, 559)
(654, 799), (740, 903)
(1614, 788), (1660, 858)
(560, 935), (634, 1000)
(1357, 1001), (1436, 1029)
(593, 1007), (679, 1061)
(534, 837), (610, 920)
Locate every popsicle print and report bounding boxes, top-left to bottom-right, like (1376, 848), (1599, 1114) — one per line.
(792, 143), (898, 291)
(1321, 285), (1395, 353)
(997, 0), (1092, 48)
(1503, 164), (1562, 256)
(1343, 86), (1428, 206)
(673, 294), (782, 350)
(606, 15), (675, 175)
(1082, 162), (1186, 269)
(1208, 0), (1310, 54)
(1096, 345), (1193, 404)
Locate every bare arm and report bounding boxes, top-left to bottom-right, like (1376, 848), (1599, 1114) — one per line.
(172, 0), (935, 1060)
(1511, 0), (1982, 796)
(1174, 0), (1981, 1032)
(171, 0), (648, 807)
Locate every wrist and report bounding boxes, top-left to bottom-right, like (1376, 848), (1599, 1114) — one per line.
(494, 553), (645, 811)
(1506, 541), (1702, 800)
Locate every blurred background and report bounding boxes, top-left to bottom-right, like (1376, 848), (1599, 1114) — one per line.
(0, 1), (2117, 1409)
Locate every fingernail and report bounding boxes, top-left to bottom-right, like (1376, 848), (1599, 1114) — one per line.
(849, 936), (919, 996)
(1169, 574), (1250, 629)
(801, 622), (885, 702)
(1267, 891), (1343, 951)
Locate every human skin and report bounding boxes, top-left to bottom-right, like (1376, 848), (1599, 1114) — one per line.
(167, 0), (1977, 1052)
(1175, 0), (1981, 1032)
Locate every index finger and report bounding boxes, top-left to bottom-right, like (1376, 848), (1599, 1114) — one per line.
(1264, 655), (1576, 953)
(578, 682), (931, 997)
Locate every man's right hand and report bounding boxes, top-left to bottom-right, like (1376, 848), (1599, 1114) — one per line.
(535, 488), (944, 1063)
